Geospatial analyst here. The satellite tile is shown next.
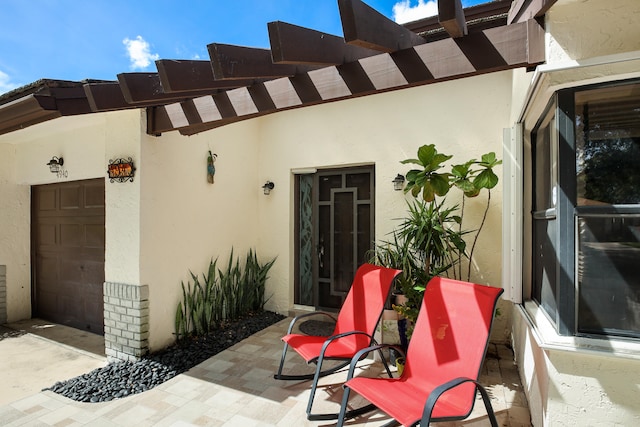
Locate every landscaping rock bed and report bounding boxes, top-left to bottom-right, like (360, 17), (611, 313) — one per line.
(44, 310), (285, 403)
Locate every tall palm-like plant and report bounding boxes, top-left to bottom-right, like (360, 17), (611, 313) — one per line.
(403, 145), (501, 282)
(371, 145), (501, 339)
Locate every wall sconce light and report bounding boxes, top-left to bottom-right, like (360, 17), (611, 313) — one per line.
(47, 156), (64, 173)
(392, 174), (405, 191)
(262, 181), (275, 195)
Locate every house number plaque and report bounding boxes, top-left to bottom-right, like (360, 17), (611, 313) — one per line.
(108, 158), (136, 183)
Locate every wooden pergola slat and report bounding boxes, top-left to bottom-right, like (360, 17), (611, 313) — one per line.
(148, 18), (545, 136)
(268, 21), (378, 65)
(438, 0), (467, 38)
(117, 73), (216, 104)
(2, 1), (552, 138)
(84, 82), (129, 112)
(508, 0), (557, 24)
(338, 0), (426, 52)
(155, 60), (256, 93)
(208, 43), (322, 80)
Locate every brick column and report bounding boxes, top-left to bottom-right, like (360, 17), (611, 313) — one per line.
(0, 265), (6, 324)
(103, 282), (149, 362)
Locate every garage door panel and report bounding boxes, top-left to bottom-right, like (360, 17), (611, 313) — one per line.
(32, 179), (105, 335)
(36, 254), (58, 281)
(36, 291), (59, 317)
(36, 188), (57, 211)
(84, 182), (105, 208)
(60, 224), (82, 247)
(60, 185), (81, 210)
(86, 224), (105, 248)
(59, 294), (82, 322)
(37, 224), (57, 246)
(82, 260), (104, 283)
(60, 258), (83, 283)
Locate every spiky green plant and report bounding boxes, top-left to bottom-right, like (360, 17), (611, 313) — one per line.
(174, 249), (276, 340)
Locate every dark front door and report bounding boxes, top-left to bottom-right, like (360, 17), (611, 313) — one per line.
(31, 179), (105, 334)
(294, 166), (375, 311)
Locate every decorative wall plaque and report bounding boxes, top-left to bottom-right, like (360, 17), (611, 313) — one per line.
(108, 158), (136, 182)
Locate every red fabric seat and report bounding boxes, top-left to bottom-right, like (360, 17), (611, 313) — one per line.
(274, 263), (401, 421)
(337, 277), (503, 427)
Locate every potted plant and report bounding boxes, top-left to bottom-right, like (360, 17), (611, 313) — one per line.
(372, 144), (501, 343)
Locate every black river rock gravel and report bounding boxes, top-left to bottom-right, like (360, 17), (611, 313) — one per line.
(43, 310), (286, 403)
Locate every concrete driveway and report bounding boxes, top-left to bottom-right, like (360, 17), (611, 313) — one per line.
(0, 320), (106, 406)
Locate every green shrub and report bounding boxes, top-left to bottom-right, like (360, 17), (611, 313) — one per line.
(175, 249), (276, 340)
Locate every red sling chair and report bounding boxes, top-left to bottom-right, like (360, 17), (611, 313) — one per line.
(337, 277), (503, 427)
(274, 263), (401, 421)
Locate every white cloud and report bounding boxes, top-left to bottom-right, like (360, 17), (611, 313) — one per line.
(392, 0), (438, 24)
(0, 69), (19, 94)
(123, 36), (159, 70)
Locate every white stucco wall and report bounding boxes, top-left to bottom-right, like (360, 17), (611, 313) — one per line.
(0, 110), (143, 324)
(138, 120), (262, 350)
(103, 110), (143, 285)
(511, 1), (640, 425)
(0, 105), (262, 351)
(127, 69), (513, 350)
(513, 309), (640, 426)
(0, 143), (30, 321)
(547, 0), (640, 63)
(253, 70), (512, 338)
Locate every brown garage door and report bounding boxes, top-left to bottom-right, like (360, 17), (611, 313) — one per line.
(31, 179), (105, 334)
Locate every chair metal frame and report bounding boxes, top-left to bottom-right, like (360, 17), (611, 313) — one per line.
(273, 263), (401, 421)
(336, 277), (503, 427)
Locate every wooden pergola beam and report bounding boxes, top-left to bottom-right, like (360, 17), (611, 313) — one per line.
(508, 0), (557, 24)
(438, 0), (467, 38)
(117, 73), (216, 104)
(148, 19), (545, 136)
(84, 82), (130, 112)
(208, 43), (321, 80)
(155, 60), (256, 93)
(268, 21), (378, 65)
(338, 0), (426, 52)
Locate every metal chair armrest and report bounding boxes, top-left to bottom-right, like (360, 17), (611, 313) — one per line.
(342, 343), (405, 382)
(421, 377), (499, 427)
(285, 311), (337, 335)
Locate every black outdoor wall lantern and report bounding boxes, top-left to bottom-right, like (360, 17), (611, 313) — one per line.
(392, 174), (405, 191)
(262, 181), (275, 195)
(47, 156), (64, 173)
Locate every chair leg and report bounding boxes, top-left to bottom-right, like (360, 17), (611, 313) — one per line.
(336, 385), (352, 427)
(377, 347), (393, 378)
(475, 383), (499, 427)
(305, 351), (326, 417)
(273, 341), (289, 380)
(307, 352), (377, 421)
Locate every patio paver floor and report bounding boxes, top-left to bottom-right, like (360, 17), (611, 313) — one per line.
(0, 318), (531, 426)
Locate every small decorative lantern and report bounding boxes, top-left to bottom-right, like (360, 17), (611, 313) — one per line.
(392, 174), (405, 191)
(47, 156), (64, 173)
(262, 181), (275, 195)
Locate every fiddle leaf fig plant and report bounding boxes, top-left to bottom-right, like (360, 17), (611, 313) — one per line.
(372, 144), (501, 339)
(402, 144), (453, 202)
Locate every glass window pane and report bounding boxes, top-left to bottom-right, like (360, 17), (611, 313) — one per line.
(346, 172), (371, 200)
(319, 175), (342, 201)
(333, 191), (354, 294)
(532, 106), (558, 323)
(296, 175), (314, 306)
(533, 217), (558, 320)
(576, 84), (640, 205)
(534, 112), (557, 210)
(357, 204), (371, 266)
(578, 216), (640, 338)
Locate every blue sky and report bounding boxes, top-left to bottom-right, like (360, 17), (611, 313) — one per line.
(0, 0), (486, 95)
